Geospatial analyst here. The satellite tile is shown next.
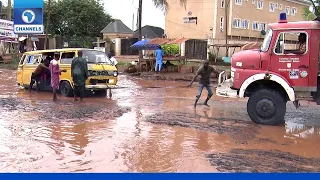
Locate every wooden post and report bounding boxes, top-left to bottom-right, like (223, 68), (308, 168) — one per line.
(97, 37), (100, 47)
(7, 0), (11, 20)
(138, 0), (143, 60)
(44, 0), (51, 50)
(225, 0), (230, 57)
(27, 36), (32, 52)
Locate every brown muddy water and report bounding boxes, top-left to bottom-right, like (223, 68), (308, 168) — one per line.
(1, 69), (320, 172)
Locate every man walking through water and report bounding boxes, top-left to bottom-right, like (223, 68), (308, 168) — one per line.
(71, 51), (89, 102)
(188, 60), (220, 107)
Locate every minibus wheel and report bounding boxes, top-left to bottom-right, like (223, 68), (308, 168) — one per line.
(60, 81), (73, 97)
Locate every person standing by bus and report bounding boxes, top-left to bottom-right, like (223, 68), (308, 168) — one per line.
(71, 51), (89, 102)
(49, 52), (66, 101)
(29, 58), (50, 92)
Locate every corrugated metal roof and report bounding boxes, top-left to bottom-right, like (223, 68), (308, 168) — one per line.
(133, 25), (164, 39)
(101, 19), (133, 34)
(166, 38), (189, 44)
(147, 38), (171, 45)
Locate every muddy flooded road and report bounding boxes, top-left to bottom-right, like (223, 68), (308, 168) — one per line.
(1, 69), (320, 172)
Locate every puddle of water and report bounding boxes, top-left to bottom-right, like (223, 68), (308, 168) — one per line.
(1, 70), (320, 172)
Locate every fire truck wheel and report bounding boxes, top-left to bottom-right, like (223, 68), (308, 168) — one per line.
(247, 89), (286, 126)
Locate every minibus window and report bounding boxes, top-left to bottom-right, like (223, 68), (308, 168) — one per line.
(26, 54), (42, 65)
(61, 52), (76, 64)
(82, 50), (111, 64)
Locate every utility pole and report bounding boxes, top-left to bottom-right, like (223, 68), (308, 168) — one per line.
(7, 0), (11, 20)
(44, 0), (51, 50)
(138, 0), (142, 60)
(225, 0), (229, 57)
(132, 13), (134, 31)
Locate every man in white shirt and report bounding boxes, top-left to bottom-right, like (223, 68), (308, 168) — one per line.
(107, 52), (118, 68)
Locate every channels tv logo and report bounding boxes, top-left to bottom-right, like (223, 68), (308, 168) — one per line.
(13, 8), (43, 34)
(13, 0), (44, 34)
(21, 10), (36, 24)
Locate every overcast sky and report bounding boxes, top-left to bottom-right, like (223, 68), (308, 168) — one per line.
(3, 0), (166, 30)
(103, 0), (166, 31)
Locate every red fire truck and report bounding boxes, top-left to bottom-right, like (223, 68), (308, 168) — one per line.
(216, 12), (320, 126)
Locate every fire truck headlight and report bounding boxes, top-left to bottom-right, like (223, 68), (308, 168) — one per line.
(300, 71), (308, 78)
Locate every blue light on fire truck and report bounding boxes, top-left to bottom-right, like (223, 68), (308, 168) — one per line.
(279, 12), (288, 23)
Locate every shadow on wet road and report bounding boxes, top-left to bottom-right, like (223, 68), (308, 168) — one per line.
(1, 69), (320, 172)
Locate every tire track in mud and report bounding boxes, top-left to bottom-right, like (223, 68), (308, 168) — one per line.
(38, 105), (132, 122)
(206, 149), (320, 172)
(145, 111), (260, 144)
(0, 97), (132, 122)
(0, 97), (24, 111)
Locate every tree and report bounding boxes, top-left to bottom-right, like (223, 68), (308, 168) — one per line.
(302, 0), (319, 20)
(2, 6), (13, 20)
(152, 0), (187, 12)
(44, 0), (112, 47)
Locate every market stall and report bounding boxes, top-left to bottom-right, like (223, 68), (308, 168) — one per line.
(130, 38), (188, 72)
(163, 38), (188, 65)
(130, 39), (159, 71)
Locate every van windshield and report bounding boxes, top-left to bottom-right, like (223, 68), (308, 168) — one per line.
(82, 50), (111, 64)
(260, 29), (273, 52)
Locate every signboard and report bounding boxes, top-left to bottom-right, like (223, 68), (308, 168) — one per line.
(94, 47), (106, 52)
(0, 19), (14, 30)
(13, 0), (44, 34)
(0, 29), (18, 39)
(0, 19), (18, 40)
(183, 17), (198, 24)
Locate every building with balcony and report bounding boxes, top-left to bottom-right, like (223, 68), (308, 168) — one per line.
(165, 0), (310, 56)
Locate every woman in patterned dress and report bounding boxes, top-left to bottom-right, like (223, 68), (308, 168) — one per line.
(49, 52), (66, 101)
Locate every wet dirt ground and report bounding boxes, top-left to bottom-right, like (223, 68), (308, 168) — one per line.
(1, 69), (320, 172)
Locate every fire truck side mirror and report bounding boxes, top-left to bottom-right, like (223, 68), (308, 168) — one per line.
(309, 3), (318, 14)
(260, 30), (266, 36)
(309, 2), (320, 19)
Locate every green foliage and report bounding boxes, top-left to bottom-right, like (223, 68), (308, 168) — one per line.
(44, 0), (112, 47)
(208, 52), (216, 61)
(302, 7), (319, 20)
(162, 44), (179, 56)
(67, 36), (96, 48)
(152, 0), (187, 11)
(2, 6), (14, 20)
(302, 1), (319, 20)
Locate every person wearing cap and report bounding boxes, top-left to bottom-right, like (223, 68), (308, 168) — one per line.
(188, 60), (220, 107)
(49, 52), (67, 101)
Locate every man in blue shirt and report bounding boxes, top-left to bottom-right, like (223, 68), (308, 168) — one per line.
(155, 46), (164, 72)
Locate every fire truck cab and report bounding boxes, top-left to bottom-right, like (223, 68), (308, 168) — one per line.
(216, 13), (320, 126)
